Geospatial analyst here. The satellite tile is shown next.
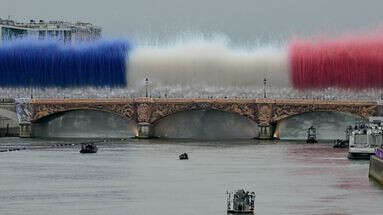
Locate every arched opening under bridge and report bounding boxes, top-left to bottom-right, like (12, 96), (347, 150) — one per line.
(153, 109), (259, 139)
(32, 109), (137, 138)
(274, 111), (366, 140)
(0, 108), (18, 136)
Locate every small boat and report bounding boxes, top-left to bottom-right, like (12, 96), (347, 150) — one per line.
(80, 143), (98, 154)
(333, 139), (349, 148)
(306, 126), (318, 144)
(179, 153), (188, 160)
(333, 126), (352, 148)
(227, 189), (256, 214)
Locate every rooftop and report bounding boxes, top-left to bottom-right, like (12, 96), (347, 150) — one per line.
(0, 17), (101, 32)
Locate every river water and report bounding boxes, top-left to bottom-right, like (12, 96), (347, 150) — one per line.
(0, 138), (382, 215)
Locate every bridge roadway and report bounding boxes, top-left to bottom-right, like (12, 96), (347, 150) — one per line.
(19, 97), (380, 139)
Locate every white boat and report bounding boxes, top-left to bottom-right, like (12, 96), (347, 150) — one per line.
(348, 119), (383, 159)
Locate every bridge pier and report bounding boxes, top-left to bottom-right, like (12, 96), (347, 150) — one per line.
(258, 125), (274, 140)
(136, 122), (153, 139)
(19, 123), (32, 138)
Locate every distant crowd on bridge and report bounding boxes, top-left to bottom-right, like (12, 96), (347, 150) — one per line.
(0, 86), (382, 101)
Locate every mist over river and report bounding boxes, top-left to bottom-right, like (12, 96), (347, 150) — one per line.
(1, 138), (382, 215)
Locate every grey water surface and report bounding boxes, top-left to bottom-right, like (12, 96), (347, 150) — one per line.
(0, 138), (382, 215)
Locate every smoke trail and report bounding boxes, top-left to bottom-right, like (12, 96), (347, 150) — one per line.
(289, 34), (383, 90)
(0, 38), (130, 88)
(128, 38), (290, 89)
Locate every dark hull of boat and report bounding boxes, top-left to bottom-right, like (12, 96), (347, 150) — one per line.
(347, 152), (373, 160)
(306, 139), (318, 144)
(227, 210), (254, 214)
(333, 140), (349, 148)
(80, 149), (98, 154)
(179, 153), (188, 160)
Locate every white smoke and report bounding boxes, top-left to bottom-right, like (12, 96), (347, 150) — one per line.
(128, 37), (290, 89)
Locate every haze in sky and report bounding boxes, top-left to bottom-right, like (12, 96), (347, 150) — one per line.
(1, 0), (383, 45)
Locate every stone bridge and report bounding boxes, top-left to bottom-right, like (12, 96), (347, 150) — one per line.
(21, 98), (380, 139)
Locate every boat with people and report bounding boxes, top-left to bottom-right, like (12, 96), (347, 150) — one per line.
(227, 189), (256, 214)
(333, 125), (353, 148)
(348, 118), (383, 159)
(333, 139), (349, 148)
(306, 126), (318, 144)
(79, 142), (98, 153)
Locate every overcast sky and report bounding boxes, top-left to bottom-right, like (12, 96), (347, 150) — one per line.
(2, 0), (383, 45)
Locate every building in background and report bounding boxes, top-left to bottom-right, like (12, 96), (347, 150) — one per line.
(0, 17), (101, 42)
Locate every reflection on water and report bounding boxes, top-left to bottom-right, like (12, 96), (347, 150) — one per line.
(0, 138), (382, 215)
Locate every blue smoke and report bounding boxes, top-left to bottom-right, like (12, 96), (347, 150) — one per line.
(0, 38), (130, 88)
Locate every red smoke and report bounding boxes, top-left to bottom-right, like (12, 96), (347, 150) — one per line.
(289, 34), (383, 90)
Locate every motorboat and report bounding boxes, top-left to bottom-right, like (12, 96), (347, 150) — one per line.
(179, 153), (188, 160)
(227, 189), (255, 214)
(333, 126), (352, 148)
(333, 139), (349, 148)
(79, 143), (98, 153)
(306, 126), (318, 144)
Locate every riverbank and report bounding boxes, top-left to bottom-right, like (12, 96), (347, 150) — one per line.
(369, 155), (383, 185)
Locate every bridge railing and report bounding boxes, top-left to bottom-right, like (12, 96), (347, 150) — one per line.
(29, 97), (378, 105)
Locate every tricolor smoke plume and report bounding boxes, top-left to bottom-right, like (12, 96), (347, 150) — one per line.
(0, 39), (130, 88)
(2, 33), (383, 92)
(289, 34), (383, 90)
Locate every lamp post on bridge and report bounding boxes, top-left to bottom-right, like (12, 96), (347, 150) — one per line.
(263, 78), (267, 99)
(145, 77), (149, 98)
(138, 77), (153, 139)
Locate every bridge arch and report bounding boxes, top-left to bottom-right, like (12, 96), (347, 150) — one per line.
(152, 109), (259, 139)
(32, 109), (138, 138)
(268, 100), (376, 126)
(32, 107), (136, 123)
(274, 110), (366, 140)
(272, 109), (369, 124)
(149, 102), (256, 124)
